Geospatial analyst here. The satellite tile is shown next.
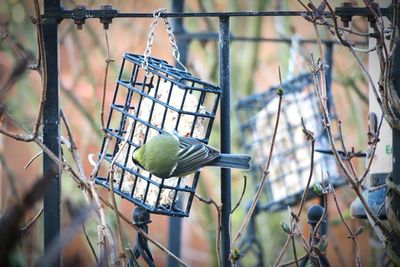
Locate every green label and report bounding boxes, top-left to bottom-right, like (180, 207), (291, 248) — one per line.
(386, 145), (393, 154)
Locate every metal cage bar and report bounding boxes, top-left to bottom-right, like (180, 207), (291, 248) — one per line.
(95, 53), (221, 217)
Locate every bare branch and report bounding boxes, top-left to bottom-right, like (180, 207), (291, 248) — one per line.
(99, 194), (189, 267)
(232, 80), (283, 249)
(82, 222), (99, 264)
(101, 29), (114, 134)
(20, 207), (43, 232)
(24, 151), (43, 170)
(328, 173), (361, 267)
(195, 193), (222, 267)
(231, 175), (247, 214)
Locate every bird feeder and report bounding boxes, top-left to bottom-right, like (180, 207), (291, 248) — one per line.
(236, 73), (347, 211)
(95, 53), (221, 217)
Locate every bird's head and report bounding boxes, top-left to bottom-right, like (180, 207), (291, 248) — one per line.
(132, 146), (145, 169)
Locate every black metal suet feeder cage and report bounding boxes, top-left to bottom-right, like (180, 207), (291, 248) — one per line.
(95, 53), (221, 217)
(236, 73), (347, 212)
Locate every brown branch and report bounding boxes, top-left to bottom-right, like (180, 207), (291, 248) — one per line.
(99, 194), (189, 267)
(82, 222), (99, 264)
(0, 25), (26, 60)
(108, 170), (126, 266)
(359, 115), (384, 184)
(311, 191), (327, 248)
(273, 235), (292, 267)
(337, 121), (357, 177)
(278, 254), (307, 267)
(31, 0), (47, 138)
(232, 83), (283, 249)
(60, 109), (92, 201)
(20, 207), (43, 232)
(0, 55), (31, 102)
(291, 234), (300, 267)
(308, 21), (390, 236)
(322, 0), (350, 47)
(0, 0), (47, 141)
(24, 151), (43, 170)
(101, 29), (114, 134)
(60, 109), (120, 265)
(328, 173), (361, 267)
(1, 100), (187, 266)
(195, 193), (222, 267)
(274, 127), (315, 266)
(231, 175), (247, 214)
(296, 120), (315, 218)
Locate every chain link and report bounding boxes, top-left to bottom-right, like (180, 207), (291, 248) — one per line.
(141, 8), (187, 76)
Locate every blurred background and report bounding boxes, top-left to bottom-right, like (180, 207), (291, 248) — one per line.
(0, 0), (384, 266)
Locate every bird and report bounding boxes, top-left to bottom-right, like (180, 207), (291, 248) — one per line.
(131, 133), (251, 178)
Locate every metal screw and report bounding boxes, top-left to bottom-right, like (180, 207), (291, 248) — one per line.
(100, 5), (113, 30)
(340, 2), (353, 28)
(74, 5), (86, 30)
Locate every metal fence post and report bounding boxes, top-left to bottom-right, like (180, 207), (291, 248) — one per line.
(391, 8), (400, 261)
(168, 0), (187, 266)
(219, 15), (232, 267)
(320, 42), (334, 237)
(43, 0), (61, 266)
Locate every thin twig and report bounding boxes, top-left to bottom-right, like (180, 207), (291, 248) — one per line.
(309, 18), (390, 237)
(274, 236), (292, 267)
(0, 25), (26, 60)
(231, 175), (247, 214)
(82, 222), (99, 264)
(99, 194), (189, 267)
(291, 234), (300, 267)
(0, 55), (31, 102)
(328, 173), (361, 267)
(296, 121), (315, 218)
(359, 115), (384, 183)
(101, 29), (114, 134)
(278, 254), (307, 267)
(311, 191), (327, 247)
(24, 151), (43, 170)
(195, 193), (222, 267)
(232, 74), (284, 248)
(108, 170), (126, 266)
(61, 109), (119, 265)
(31, 0), (47, 138)
(1, 109), (187, 265)
(337, 121), (358, 178)
(20, 207), (43, 232)
(60, 109), (92, 202)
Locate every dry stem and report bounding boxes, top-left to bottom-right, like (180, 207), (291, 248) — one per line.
(195, 193), (222, 267)
(232, 88), (283, 249)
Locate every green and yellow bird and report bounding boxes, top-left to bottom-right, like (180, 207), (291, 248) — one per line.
(132, 133), (251, 178)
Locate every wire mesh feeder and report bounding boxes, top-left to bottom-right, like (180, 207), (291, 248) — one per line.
(236, 73), (347, 211)
(95, 53), (221, 217)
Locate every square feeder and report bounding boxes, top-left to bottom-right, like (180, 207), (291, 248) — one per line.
(95, 53), (221, 217)
(236, 73), (347, 211)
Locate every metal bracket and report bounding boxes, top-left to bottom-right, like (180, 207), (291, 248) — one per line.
(335, 3), (395, 25)
(41, 5), (119, 28)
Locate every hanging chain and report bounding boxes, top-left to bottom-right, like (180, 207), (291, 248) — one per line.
(141, 8), (165, 72)
(141, 8), (187, 75)
(161, 14), (188, 72)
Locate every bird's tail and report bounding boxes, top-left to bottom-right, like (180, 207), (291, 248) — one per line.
(207, 154), (251, 170)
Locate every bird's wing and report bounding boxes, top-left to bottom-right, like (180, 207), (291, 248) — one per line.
(172, 136), (220, 176)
